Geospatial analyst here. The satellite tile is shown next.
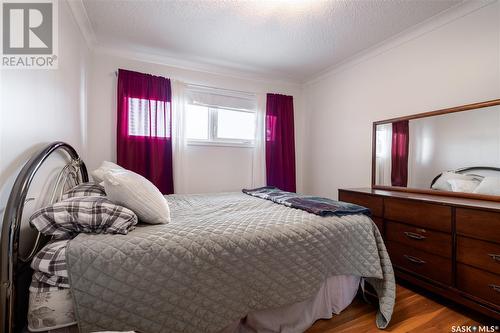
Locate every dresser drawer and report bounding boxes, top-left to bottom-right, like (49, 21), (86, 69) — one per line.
(457, 264), (500, 306)
(456, 208), (500, 244)
(387, 241), (452, 285)
(384, 198), (451, 232)
(338, 191), (383, 217)
(457, 236), (500, 275)
(386, 221), (451, 258)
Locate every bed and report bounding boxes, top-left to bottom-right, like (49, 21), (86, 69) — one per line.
(1, 142), (395, 333)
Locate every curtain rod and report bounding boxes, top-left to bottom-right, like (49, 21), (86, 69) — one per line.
(114, 70), (257, 97)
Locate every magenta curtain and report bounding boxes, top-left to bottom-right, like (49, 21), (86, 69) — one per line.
(266, 93), (296, 192)
(117, 69), (174, 194)
(391, 120), (409, 187)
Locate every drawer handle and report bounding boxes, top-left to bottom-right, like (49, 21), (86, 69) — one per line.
(487, 253), (500, 262)
(489, 284), (500, 293)
(404, 255), (426, 265)
(404, 232), (426, 240)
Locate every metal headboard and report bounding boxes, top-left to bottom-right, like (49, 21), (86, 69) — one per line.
(430, 166), (500, 188)
(0, 142), (88, 333)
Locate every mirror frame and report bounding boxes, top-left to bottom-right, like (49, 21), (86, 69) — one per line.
(371, 98), (500, 202)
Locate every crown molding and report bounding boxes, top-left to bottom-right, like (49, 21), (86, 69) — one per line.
(304, 0), (496, 85)
(92, 43), (302, 86)
(66, 0), (97, 49)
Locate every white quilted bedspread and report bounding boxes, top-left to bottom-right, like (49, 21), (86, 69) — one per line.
(66, 192), (395, 333)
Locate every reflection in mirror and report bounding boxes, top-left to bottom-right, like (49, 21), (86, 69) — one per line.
(374, 103), (500, 195)
(375, 123), (392, 186)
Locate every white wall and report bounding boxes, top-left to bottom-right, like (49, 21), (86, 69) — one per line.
(302, 1), (500, 199)
(87, 51), (304, 193)
(0, 1), (90, 219)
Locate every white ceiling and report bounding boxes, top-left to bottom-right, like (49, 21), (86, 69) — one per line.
(81, 0), (462, 82)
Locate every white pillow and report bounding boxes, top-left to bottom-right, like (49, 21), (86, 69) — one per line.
(91, 161), (125, 183)
(432, 172), (480, 191)
(102, 170), (171, 224)
(473, 177), (500, 196)
(447, 179), (480, 193)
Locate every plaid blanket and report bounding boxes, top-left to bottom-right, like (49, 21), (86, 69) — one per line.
(62, 181), (106, 200)
(30, 272), (69, 292)
(243, 187), (371, 217)
(30, 240), (70, 292)
(31, 239), (69, 277)
(30, 196), (138, 239)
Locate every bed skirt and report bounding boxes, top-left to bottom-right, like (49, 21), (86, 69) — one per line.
(221, 274), (360, 333)
(28, 275), (359, 333)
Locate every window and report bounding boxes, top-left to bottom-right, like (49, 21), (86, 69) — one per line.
(128, 97), (171, 138)
(216, 108), (255, 141)
(185, 104), (209, 140)
(185, 86), (257, 146)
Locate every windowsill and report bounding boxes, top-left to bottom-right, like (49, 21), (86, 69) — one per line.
(187, 140), (255, 148)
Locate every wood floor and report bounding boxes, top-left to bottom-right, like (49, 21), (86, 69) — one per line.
(306, 283), (495, 333)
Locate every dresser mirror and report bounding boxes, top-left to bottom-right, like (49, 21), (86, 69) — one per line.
(372, 99), (500, 201)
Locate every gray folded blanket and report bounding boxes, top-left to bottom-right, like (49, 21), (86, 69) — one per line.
(243, 186), (371, 217)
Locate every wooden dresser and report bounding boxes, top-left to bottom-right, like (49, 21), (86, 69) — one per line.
(339, 188), (500, 320)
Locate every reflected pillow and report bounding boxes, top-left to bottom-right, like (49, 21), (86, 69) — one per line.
(473, 177), (500, 196)
(432, 172), (481, 191)
(447, 179), (480, 193)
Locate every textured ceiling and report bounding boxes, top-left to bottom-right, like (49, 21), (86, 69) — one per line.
(82, 0), (462, 82)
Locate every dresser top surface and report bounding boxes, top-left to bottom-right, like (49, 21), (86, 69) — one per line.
(340, 187), (500, 211)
